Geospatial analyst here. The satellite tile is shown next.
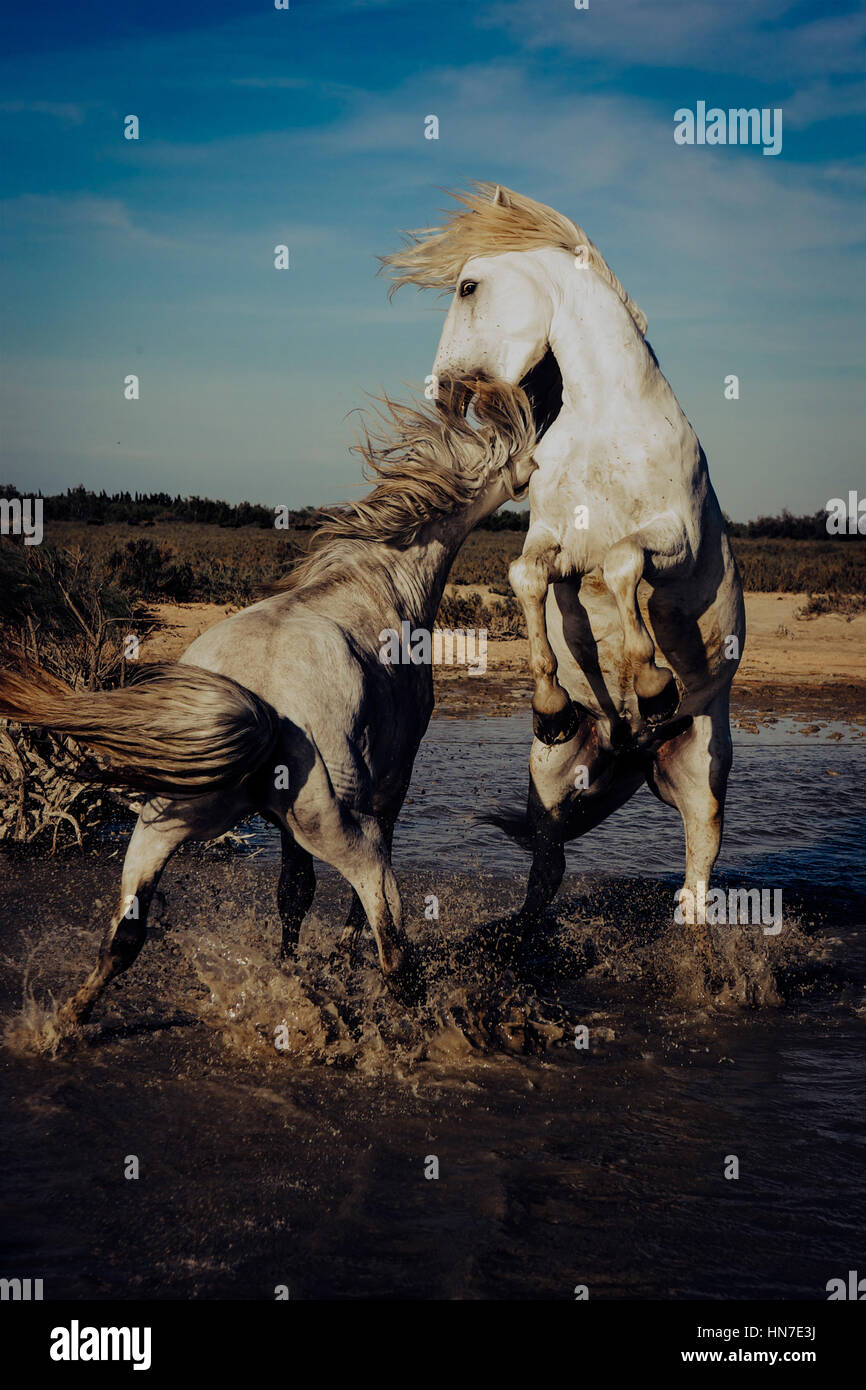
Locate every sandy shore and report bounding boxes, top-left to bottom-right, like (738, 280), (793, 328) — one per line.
(137, 593), (866, 720)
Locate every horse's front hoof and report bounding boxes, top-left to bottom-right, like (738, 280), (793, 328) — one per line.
(636, 668), (678, 725)
(532, 699), (580, 746)
(632, 713), (693, 755)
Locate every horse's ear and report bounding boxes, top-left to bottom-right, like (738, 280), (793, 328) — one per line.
(492, 185), (512, 208)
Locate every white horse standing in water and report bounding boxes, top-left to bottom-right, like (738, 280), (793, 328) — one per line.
(0, 380), (536, 1026)
(384, 185), (745, 956)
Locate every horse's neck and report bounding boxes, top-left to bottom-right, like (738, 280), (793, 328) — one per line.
(384, 476), (510, 628)
(550, 270), (660, 422)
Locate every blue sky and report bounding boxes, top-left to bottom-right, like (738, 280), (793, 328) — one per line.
(1, 0), (864, 518)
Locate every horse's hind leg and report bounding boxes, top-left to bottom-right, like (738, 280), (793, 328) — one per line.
(646, 697), (733, 942)
(330, 819), (418, 995)
(277, 829), (316, 962)
(57, 806), (193, 1027)
(522, 822), (567, 925)
(509, 529), (579, 745)
(520, 733), (642, 930)
(338, 808), (400, 961)
(334, 891), (367, 970)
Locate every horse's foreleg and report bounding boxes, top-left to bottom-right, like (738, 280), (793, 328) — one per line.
(509, 534), (579, 745)
(602, 513), (688, 726)
(57, 806), (192, 1027)
(277, 829), (316, 961)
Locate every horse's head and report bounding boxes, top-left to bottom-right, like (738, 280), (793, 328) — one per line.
(432, 248), (564, 440)
(383, 182), (645, 440)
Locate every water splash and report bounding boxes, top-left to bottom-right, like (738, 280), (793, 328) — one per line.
(1, 951), (70, 1057)
(174, 907), (567, 1072)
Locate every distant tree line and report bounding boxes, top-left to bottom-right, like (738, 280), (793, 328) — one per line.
(0, 484), (315, 530)
(722, 508), (859, 540)
(0, 485), (857, 539)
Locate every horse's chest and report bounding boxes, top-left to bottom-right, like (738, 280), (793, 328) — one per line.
(533, 448), (649, 564)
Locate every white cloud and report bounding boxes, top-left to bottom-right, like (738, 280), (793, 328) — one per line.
(480, 0), (866, 85)
(0, 100), (88, 124)
(0, 194), (178, 249)
(0, 194), (135, 230)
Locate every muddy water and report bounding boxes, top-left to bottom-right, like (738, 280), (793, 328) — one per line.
(253, 711), (866, 895)
(1, 712), (865, 1300)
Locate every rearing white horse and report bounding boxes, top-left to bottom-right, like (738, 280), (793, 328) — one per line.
(384, 184), (745, 953)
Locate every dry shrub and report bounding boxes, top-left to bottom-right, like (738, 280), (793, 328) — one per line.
(0, 541), (141, 851)
(796, 592), (866, 620)
(437, 588), (525, 638)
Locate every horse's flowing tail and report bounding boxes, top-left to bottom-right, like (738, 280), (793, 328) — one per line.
(0, 661), (280, 796)
(477, 806), (534, 852)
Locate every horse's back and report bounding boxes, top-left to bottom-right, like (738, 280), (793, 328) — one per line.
(179, 596), (362, 718)
(177, 591), (433, 806)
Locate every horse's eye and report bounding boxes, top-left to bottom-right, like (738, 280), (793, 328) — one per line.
(459, 280), (478, 298)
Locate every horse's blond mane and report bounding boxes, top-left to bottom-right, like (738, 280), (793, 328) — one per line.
(381, 181), (647, 337)
(270, 376), (535, 597)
